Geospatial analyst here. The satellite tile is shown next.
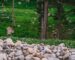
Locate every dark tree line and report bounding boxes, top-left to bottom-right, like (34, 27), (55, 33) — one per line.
(37, 0), (75, 40)
(37, 0), (65, 40)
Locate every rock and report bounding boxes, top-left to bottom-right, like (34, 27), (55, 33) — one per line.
(33, 57), (40, 60)
(0, 53), (7, 60)
(0, 38), (72, 60)
(69, 55), (75, 60)
(69, 49), (75, 60)
(0, 39), (3, 46)
(5, 38), (14, 46)
(42, 58), (47, 60)
(15, 40), (22, 46)
(58, 43), (65, 47)
(25, 55), (33, 60)
(47, 57), (59, 60)
(0, 46), (3, 51)
(27, 47), (34, 54)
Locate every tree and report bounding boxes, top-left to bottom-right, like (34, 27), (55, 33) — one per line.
(12, 0), (15, 26)
(2, 0), (4, 15)
(55, 0), (64, 39)
(37, 0), (48, 40)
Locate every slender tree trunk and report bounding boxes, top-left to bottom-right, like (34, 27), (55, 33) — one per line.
(41, 0), (48, 40)
(12, 0), (15, 26)
(40, 0), (48, 40)
(37, 0), (48, 40)
(37, 0), (44, 39)
(56, 0), (64, 39)
(2, 0), (4, 15)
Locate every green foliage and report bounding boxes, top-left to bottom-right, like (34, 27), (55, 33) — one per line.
(1, 37), (74, 48)
(0, 1), (75, 39)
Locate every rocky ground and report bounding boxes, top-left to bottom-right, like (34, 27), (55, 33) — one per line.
(0, 38), (75, 60)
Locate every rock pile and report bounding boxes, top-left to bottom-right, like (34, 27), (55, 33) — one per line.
(0, 38), (72, 60)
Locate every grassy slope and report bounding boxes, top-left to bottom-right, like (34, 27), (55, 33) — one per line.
(0, 8), (39, 37)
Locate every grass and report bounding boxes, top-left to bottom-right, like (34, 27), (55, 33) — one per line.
(14, 38), (75, 48)
(18, 39), (75, 48)
(0, 4), (75, 38)
(0, 4), (75, 48)
(0, 8), (39, 37)
(0, 36), (75, 48)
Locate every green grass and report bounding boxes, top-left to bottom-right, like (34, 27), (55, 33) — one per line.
(0, 37), (75, 48)
(0, 4), (75, 48)
(0, 4), (75, 39)
(15, 38), (75, 48)
(25, 39), (75, 48)
(0, 8), (39, 37)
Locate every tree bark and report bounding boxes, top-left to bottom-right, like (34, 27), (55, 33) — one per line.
(2, 0), (4, 15)
(40, 0), (48, 40)
(12, 0), (15, 26)
(56, 0), (64, 39)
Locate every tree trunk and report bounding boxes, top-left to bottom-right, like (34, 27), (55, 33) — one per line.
(56, 0), (64, 39)
(37, 0), (48, 40)
(40, 0), (48, 40)
(2, 0), (4, 15)
(12, 0), (15, 26)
